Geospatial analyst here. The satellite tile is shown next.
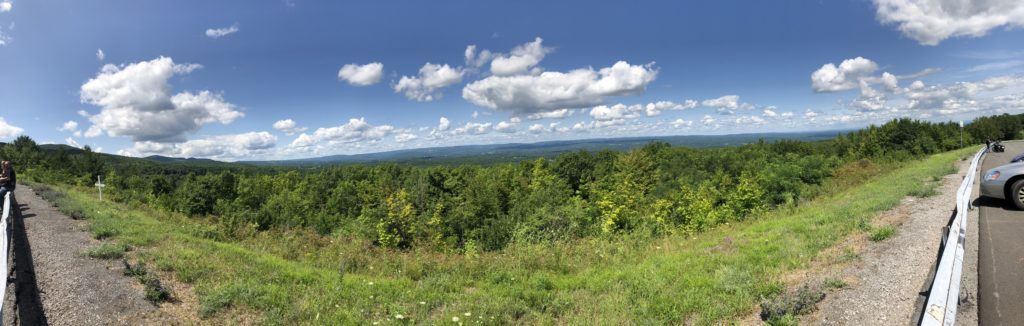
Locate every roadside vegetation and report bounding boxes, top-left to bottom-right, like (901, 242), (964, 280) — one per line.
(870, 225), (899, 242)
(1, 113), (1019, 323)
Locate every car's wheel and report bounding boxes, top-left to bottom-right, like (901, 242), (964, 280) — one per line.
(1010, 179), (1024, 210)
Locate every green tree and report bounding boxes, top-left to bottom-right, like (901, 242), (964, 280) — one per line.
(376, 189), (419, 249)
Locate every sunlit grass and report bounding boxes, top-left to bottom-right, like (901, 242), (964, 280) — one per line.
(31, 147), (973, 324)
(870, 225), (898, 242)
(83, 242), (131, 259)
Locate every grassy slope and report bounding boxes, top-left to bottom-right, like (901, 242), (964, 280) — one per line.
(37, 147), (971, 325)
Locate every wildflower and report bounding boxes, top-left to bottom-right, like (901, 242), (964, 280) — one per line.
(452, 316), (460, 322)
(464, 312), (471, 317)
(396, 314), (405, 320)
(419, 301), (426, 305)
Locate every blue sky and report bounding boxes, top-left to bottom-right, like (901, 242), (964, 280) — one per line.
(1, 0), (1023, 160)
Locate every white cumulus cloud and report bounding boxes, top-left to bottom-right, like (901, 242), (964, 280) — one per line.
(453, 122), (491, 135)
(495, 120), (517, 133)
(590, 103), (642, 121)
(205, 24), (239, 39)
(702, 95), (747, 114)
(701, 115), (717, 126)
(65, 137), (81, 149)
(273, 119), (307, 135)
(0, 24), (10, 46)
(671, 119), (693, 128)
(338, 62), (384, 86)
(437, 117), (451, 131)
(902, 74), (1024, 115)
(489, 37), (552, 76)
(527, 108), (574, 120)
(0, 117), (23, 139)
(462, 61), (658, 115)
(59, 120), (79, 133)
(873, 0), (1024, 46)
(811, 57), (879, 92)
(645, 100), (697, 116)
(394, 63), (464, 101)
(129, 131), (277, 161)
(79, 56), (243, 142)
(394, 133), (418, 143)
(0, 1), (11, 12)
(289, 118), (394, 149)
(96, 49), (105, 61)
(464, 45), (495, 68)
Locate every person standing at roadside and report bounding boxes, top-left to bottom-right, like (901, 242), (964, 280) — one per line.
(0, 160), (15, 198)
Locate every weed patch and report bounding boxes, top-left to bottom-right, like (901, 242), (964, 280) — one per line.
(60, 206), (89, 220)
(870, 225), (897, 242)
(908, 184), (940, 198)
(823, 278), (847, 289)
(122, 259), (172, 303)
(89, 224), (120, 240)
(32, 183), (66, 204)
(836, 247), (860, 263)
(760, 284), (825, 324)
(84, 242), (130, 259)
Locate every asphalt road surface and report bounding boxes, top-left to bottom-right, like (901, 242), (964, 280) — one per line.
(978, 141), (1024, 325)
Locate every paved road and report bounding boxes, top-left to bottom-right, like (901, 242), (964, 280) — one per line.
(978, 141), (1024, 325)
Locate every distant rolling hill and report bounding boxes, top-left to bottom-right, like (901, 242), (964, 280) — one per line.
(34, 143), (251, 169)
(16, 130), (844, 168)
(242, 130), (844, 167)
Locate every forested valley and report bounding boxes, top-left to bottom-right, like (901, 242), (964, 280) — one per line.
(5, 115), (1020, 252)
(2, 113), (1022, 323)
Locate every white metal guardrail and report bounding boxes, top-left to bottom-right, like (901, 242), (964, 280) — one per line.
(921, 147), (986, 326)
(1, 192), (10, 322)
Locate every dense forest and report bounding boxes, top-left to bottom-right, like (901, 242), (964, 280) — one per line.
(3, 114), (1023, 253)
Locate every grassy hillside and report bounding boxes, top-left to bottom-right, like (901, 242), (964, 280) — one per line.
(26, 147), (972, 324)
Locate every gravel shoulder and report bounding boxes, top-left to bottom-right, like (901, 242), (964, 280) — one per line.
(2, 186), (179, 325)
(799, 155), (977, 325)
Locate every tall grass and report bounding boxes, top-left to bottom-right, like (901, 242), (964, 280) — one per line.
(30, 148), (972, 324)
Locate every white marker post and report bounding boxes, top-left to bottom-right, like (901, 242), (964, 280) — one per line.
(95, 175), (105, 201)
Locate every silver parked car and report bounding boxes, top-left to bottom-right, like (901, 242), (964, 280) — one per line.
(981, 159), (1024, 209)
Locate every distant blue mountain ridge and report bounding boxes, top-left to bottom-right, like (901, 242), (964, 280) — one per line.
(237, 130), (845, 166)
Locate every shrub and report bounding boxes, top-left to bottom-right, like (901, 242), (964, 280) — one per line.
(375, 189), (419, 249)
(143, 277), (171, 302)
